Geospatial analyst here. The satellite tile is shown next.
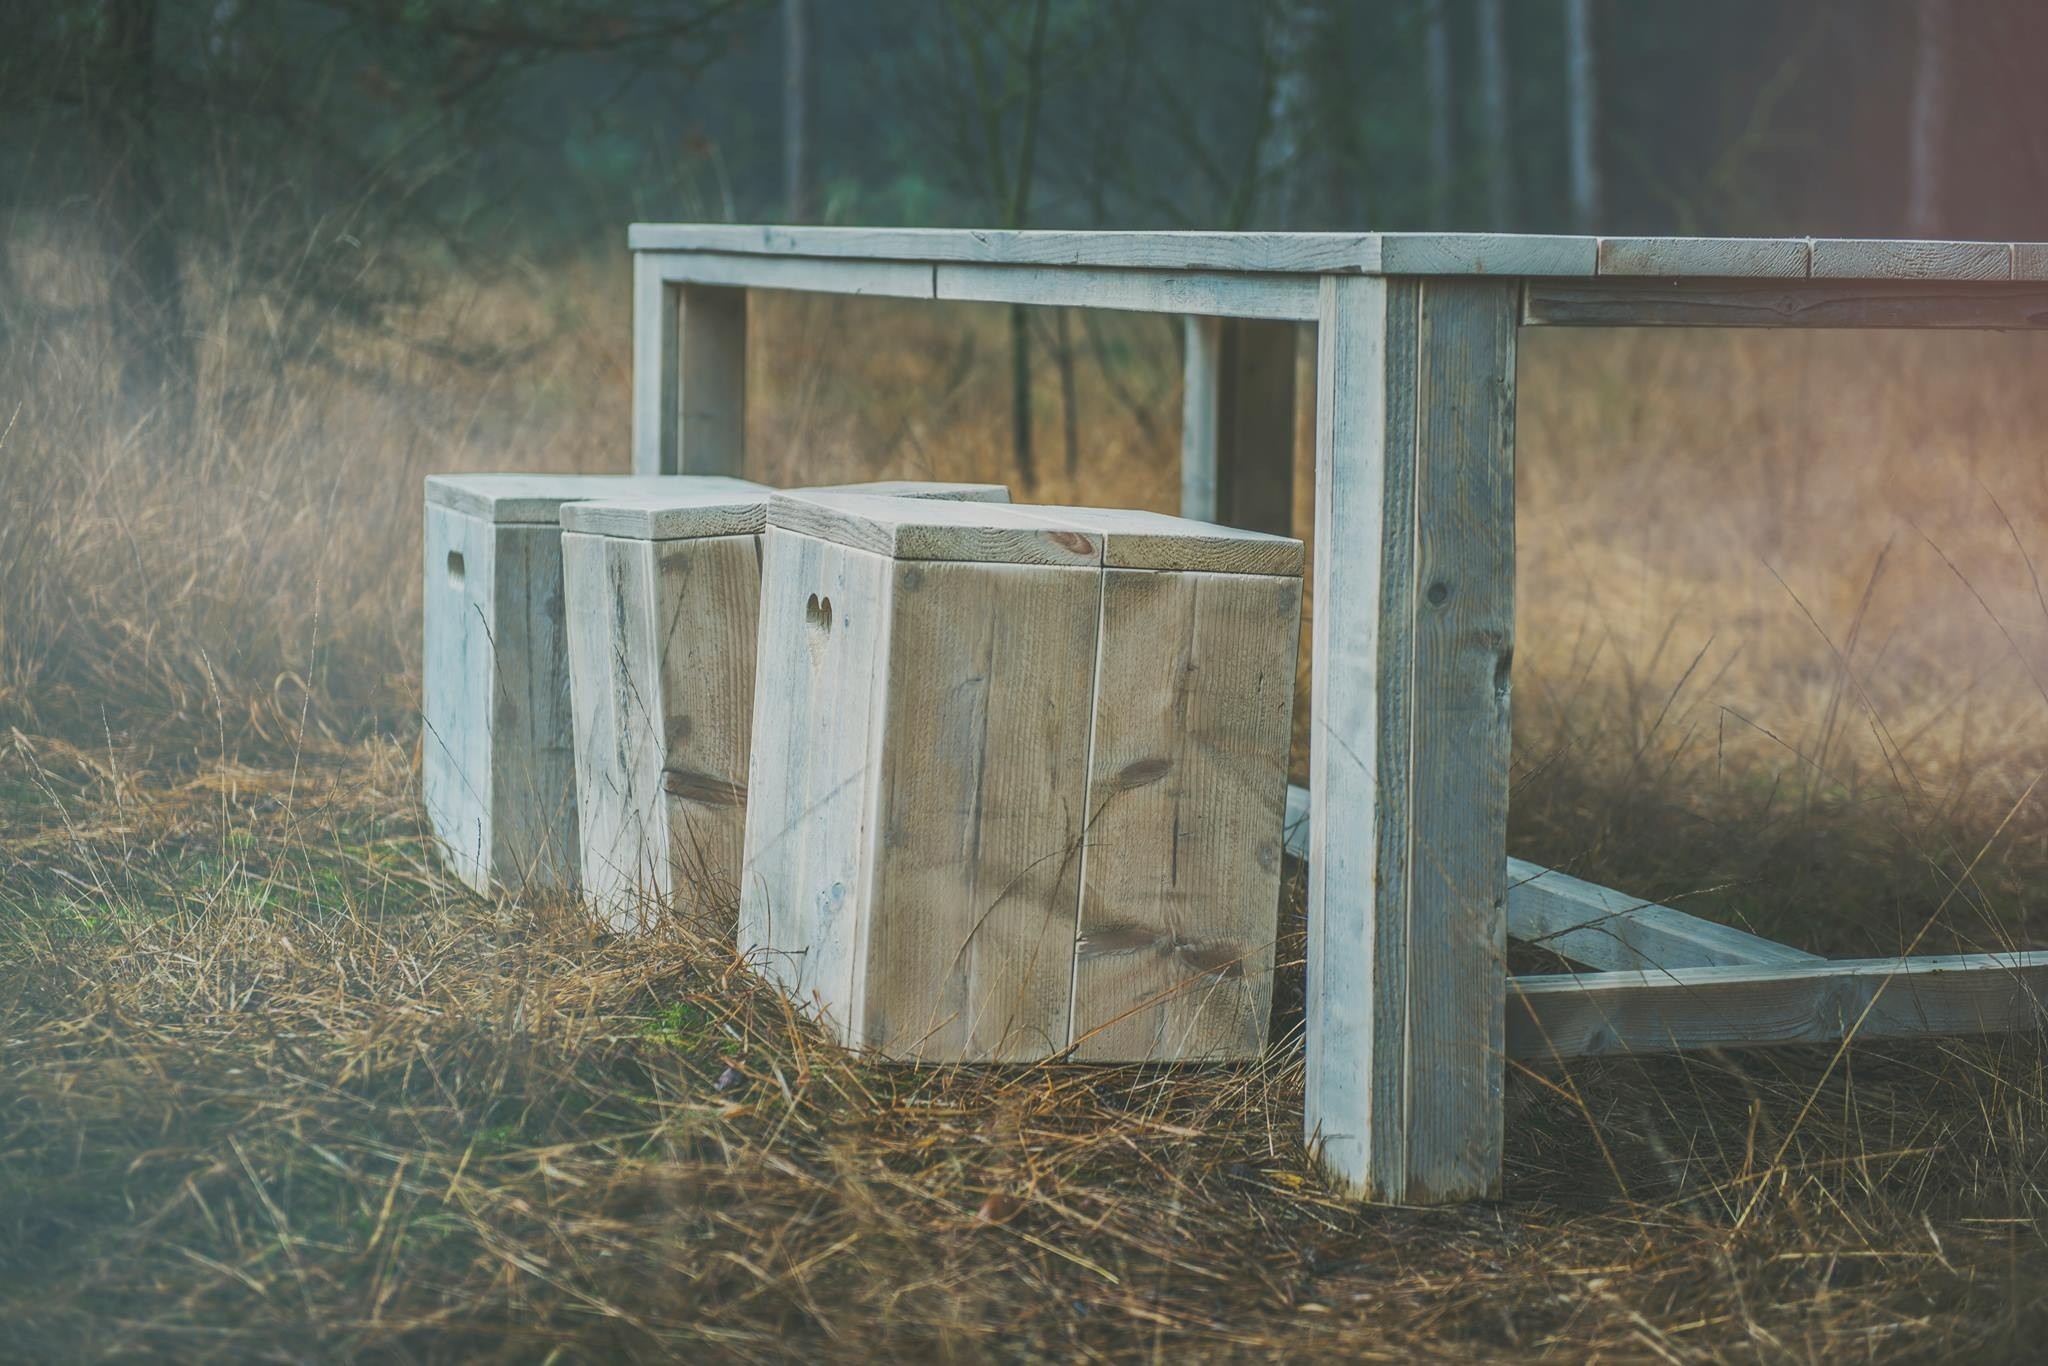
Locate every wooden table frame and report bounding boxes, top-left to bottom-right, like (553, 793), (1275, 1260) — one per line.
(628, 224), (2048, 1205)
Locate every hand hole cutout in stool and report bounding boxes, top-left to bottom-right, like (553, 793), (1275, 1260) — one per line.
(805, 593), (834, 635)
(446, 550), (465, 591)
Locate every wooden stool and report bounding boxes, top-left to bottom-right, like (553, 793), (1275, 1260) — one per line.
(740, 492), (1303, 1063)
(558, 481), (1008, 932)
(422, 474), (764, 896)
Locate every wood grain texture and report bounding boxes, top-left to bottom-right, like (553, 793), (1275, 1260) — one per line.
(630, 225), (1603, 278)
(1069, 569), (1299, 1061)
(634, 223), (2048, 285)
(1522, 279), (2048, 329)
(858, 558), (1101, 1062)
(1281, 783), (1811, 971)
(1595, 236), (1810, 278)
(1505, 860), (1820, 971)
(1808, 238), (2010, 280)
(556, 479), (1002, 542)
(934, 263), (1320, 320)
(1306, 274), (1516, 1206)
(768, 491), (1101, 566)
(2013, 242), (2048, 280)
(422, 503), (497, 893)
(484, 522), (582, 896)
(1510, 953), (2048, 1061)
(1375, 232), (1595, 277)
(564, 530), (761, 932)
(739, 529), (896, 1027)
(1012, 505), (1303, 576)
(427, 474), (763, 525)
(649, 249), (934, 299)
(633, 223), (1386, 273)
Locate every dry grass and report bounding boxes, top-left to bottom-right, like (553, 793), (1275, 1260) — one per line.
(6, 231), (2048, 1359)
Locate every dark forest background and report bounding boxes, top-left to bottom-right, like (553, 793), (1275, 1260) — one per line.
(5, 0), (2046, 422)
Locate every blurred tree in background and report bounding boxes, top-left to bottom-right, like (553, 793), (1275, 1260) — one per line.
(5, 0), (2048, 447)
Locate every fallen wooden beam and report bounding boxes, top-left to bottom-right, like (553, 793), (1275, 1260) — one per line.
(1509, 953), (2048, 1061)
(1283, 784), (1812, 972)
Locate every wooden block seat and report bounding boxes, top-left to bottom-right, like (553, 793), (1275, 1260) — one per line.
(739, 492), (1304, 1064)
(422, 474), (766, 897)
(557, 480), (1009, 932)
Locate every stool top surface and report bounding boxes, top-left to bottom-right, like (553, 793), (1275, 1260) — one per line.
(561, 480), (1011, 540)
(426, 474), (768, 525)
(771, 492), (1304, 575)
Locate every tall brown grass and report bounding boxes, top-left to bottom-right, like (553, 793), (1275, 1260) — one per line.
(6, 230), (2048, 1358)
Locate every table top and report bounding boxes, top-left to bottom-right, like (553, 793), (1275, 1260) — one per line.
(629, 224), (2048, 284)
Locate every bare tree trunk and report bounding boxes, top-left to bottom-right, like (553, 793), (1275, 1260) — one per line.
(782, 0), (813, 220)
(1563, 0), (1600, 233)
(1475, 0), (1516, 230)
(95, 0), (191, 440)
(1053, 309), (1080, 479)
(1425, 0), (1455, 224)
(1906, 0), (1950, 237)
(1257, 0), (1339, 227)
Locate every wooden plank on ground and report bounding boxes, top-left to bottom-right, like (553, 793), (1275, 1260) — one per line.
(1596, 236), (1810, 278)
(1281, 784), (1819, 972)
(1808, 238), (2010, 280)
(1510, 953), (2048, 1061)
(933, 263), (1320, 321)
(1069, 568), (1300, 1061)
(1522, 279), (2048, 330)
(1504, 859), (1821, 970)
(1306, 274), (1517, 1205)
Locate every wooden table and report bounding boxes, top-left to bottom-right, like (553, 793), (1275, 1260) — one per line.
(628, 225), (2048, 1204)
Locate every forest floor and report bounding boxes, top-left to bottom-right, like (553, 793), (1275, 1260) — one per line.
(6, 251), (2048, 1360)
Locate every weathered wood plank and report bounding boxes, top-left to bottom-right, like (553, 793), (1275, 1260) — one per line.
(1510, 952), (2048, 1061)
(1070, 569), (1299, 1061)
(739, 529), (895, 1022)
(1808, 238), (2010, 280)
(427, 473), (763, 526)
(1504, 859), (1820, 971)
(1281, 783), (1815, 972)
(631, 254), (680, 477)
(2012, 242), (2048, 280)
(859, 559), (1101, 1061)
(631, 225), (1606, 278)
(634, 224), (1386, 273)
(768, 491), (1101, 566)
(486, 522), (582, 894)
(933, 263), (1320, 321)
(557, 479), (1006, 542)
(1306, 274), (1517, 1205)
(1596, 236), (1810, 278)
(1011, 505), (1303, 576)
(422, 502), (496, 893)
(1522, 278), (2048, 330)
(1376, 232), (1596, 277)
(647, 249), (935, 299)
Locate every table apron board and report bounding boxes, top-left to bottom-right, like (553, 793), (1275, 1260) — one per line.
(626, 227), (2048, 1207)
